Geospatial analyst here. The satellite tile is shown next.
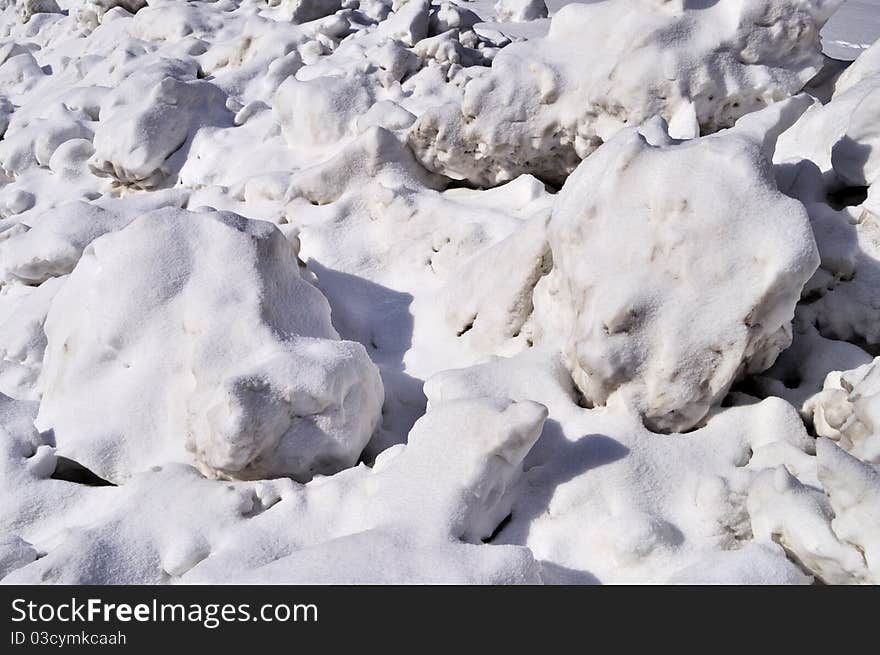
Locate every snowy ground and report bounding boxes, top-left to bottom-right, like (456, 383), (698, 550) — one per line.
(822, 0), (880, 59)
(0, 0), (879, 585)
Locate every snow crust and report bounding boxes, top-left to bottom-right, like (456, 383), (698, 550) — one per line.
(0, 0), (878, 585)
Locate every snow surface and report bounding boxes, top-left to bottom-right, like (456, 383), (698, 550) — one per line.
(0, 0), (879, 585)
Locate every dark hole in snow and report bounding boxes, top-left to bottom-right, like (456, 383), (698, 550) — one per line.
(782, 373), (802, 390)
(51, 457), (115, 487)
(456, 316), (475, 337)
(482, 512), (512, 544)
(572, 383), (591, 409)
(827, 185), (869, 210)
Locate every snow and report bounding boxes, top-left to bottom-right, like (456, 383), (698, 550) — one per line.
(821, 0), (880, 59)
(36, 207), (384, 483)
(409, 0), (840, 186)
(532, 119), (819, 433)
(0, 0), (878, 585)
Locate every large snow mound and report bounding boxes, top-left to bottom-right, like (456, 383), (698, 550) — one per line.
(533, 126), (819, 432)
(36, 207), (384, 483)
(0, 0), (878, 586)
(409, 0), (840, 186)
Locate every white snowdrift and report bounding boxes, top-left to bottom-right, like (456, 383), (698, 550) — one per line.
(409, 0), (840, 186)
(748, 438), (879, 583)
(774, 42), (880, 350)
(4, 388), (546, 584)
(776, 39), (880, 187)
(36, 207), (384, 483)
(0, 0), (877, 587)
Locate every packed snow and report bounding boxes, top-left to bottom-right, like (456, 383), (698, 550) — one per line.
(0, 0), (879, 585)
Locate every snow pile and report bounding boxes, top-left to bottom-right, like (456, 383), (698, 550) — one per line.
(89, 60), (232, 189)
(776, 40), (880, 186)
(36, 207), (384, 483)
(775, 39), (880, 350)
(3, 384), (546, 584)
(0, 0), (878, 586)
(532, 126), (818, 432)
(442, 208), (550, 352)
(748, 438), (879, 583)
(409, 0), (841, 186)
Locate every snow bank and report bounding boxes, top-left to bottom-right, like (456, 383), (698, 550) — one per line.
(409, 0), (840, 186)
(532, 127), (818, 432)
(5, 383), (546, 584)
(774, 41), (880, 350)
(36, 207), (384, 483)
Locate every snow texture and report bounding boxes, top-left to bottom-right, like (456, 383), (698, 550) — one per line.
(0, 0), (878, 585)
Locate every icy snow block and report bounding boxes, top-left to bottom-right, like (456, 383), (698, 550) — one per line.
(408, 0), (840, 186)
(533, 128), (819, 433)
(36, 207), (384, 483)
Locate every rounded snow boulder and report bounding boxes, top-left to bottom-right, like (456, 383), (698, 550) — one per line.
(36, 207), (384, 483)
(533, 128), (819, 433)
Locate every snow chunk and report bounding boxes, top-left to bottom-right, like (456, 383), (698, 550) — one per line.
(371, 396), (548, 542)
(0, 277), (65, 401)
(89, 61), (232, 189)
(776, 42), (880, 186)
(808, 356), (880, 462)
(747, 464), (866, 583)
(533, 128), (819, 432)
(494, 0), (547, 23)
(71, 1), (146, 30)
(36, 207), (384, 483)
(269, 0), (343, 24)
(816, 437), (880, 581)
(16, 0), (61, 24)
(274, 73), (374, 150)
(747, 439), (879, 583)
(0, 534), (38, 579)
(0, 203), (126, 285)
(409, 0), (840, 186)
(443, 213), (550, 351)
